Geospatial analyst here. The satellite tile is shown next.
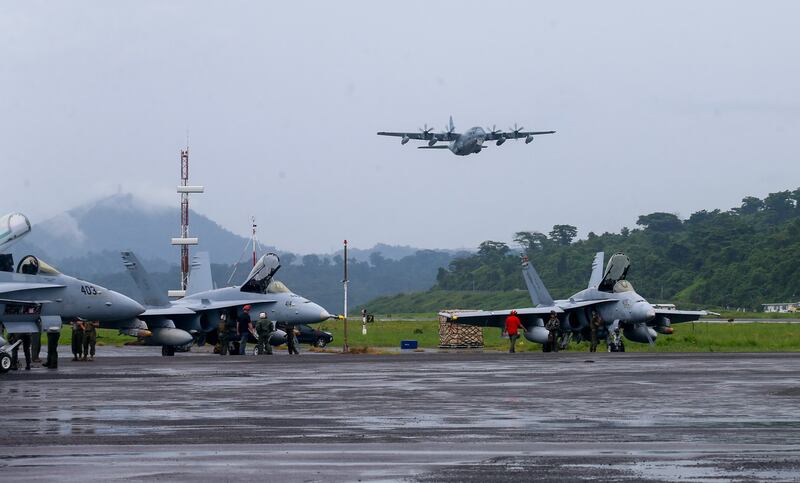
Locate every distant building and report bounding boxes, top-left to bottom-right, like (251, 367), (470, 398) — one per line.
(762, 303), (799, 313)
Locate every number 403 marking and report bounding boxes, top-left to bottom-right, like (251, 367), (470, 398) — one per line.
(80, 285), (98, 295)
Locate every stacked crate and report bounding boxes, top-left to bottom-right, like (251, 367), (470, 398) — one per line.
(438, 311), (484, 348)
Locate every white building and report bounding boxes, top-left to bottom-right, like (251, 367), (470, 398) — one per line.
(761, 303), (799, 313)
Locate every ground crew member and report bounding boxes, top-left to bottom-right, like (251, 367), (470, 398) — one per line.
(505, 310), (524, 353)
(71, 319), (85, 361)
(32, 324), (42, 363)
(225, 310), (239, 355)
(9, 332), (32, 370)
(287, 325), (300, 355)
(83, 320), (97, 360)
(217, 313), (230, 355)
(255, 312), (273, 355)
(545, 311), (560, 353)
(42, 326), (60, 369)
(237, 305), (254, 355)
(589, 312), (603, 352)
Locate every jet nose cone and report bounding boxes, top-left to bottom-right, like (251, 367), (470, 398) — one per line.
(319, 308), (332, 322)
(109, 290), (145, 319)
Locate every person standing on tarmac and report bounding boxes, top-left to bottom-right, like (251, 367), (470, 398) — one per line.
(589, 311), (603, 353)
(217, 313), (228, 355)
(42, 325), (60, 369)
(82, 320), (97, 361)
(255, 312), (273, 355)
(505, 310), (524, 353)
(237, 305), (254, 355)
(545, 311), (560, 353)
(286, 325), (300, 355)
(225, 310), (239, 354)
(71, 319), (85, 361)
(32, 323), (42, 363)
(9, 332), (32, 370)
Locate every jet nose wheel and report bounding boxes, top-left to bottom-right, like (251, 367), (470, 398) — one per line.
(0, 352), (11, 372)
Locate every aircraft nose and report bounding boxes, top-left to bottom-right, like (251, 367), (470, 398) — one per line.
(636, 303), (656, 321)
(306, 303), (332, 322)
(108, 290), (145, 319)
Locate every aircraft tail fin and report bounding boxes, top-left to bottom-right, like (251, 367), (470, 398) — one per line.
(588, 252), (605, 288)
(186, 251), (214, 295)
(521, 256), (554, 306)
(121, 251), (170, 307)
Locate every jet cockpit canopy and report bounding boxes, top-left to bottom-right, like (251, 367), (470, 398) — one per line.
(599, 252), (631, 292)
(16, 255), (61, 276)
(0, 212), (32, 253)
(241, 253), (281, 294)
(266, 280), (291, 294)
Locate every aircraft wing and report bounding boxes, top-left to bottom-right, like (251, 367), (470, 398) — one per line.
(141, 306), (198, 317)
(183, 299), (278, 312)
(377, 132), (458, 141)
(654, 309), (716, 324)
(440, 299), (615, 328)
(486, 130), (556, 141)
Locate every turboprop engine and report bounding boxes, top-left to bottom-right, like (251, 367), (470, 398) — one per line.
(623, 324), (658, 344)
(525, 135), (534, 144)
(496, 137), (506, 146)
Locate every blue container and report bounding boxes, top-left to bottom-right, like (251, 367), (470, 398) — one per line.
(400, 340), (418, 350)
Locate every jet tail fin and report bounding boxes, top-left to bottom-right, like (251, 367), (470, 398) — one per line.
(121, 251), (170, 307)
(588, 252), (605, 288)
(521, 256), (554, 306)
(186, 251), (214, 296)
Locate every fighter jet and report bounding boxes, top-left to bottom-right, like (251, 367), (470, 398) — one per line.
(439, 252), (714, 349)
(118, 250), (333, 355)
(377, 116), (555, 155)
(0, 213), (145, 346)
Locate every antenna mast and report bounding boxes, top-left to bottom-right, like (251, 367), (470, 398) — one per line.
(169, 146), (204, 298)
(251, 216), (258, 267)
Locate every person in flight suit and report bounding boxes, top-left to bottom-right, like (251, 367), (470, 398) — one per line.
(71, 319), (85, 361)
(589, 311), (603, 353)
(255, 312), (273, 355)
(82, 320), (97, 361)
(545, 311), (560, 353)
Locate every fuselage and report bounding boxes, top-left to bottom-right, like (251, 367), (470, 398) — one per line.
(0, 270), (145, 322)
(449, 127), (487, 155)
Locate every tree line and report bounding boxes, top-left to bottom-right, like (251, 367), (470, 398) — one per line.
(435, 188), (800, 309)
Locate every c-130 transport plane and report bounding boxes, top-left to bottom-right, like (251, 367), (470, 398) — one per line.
(439, 252), (714, 350)
(377, 116), (555, 155)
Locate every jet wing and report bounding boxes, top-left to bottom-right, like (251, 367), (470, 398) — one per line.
(440, 299), (615, 328)
(654, 309), (716, 324)
(439, 307), (563, 328)
(183, 299), (278, 312)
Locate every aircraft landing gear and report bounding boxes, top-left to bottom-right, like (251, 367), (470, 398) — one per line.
(161, 345), (176, 356)
(0, 352), (11, 372)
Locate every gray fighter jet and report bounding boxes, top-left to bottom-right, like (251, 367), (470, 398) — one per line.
(439, 252), (713, 349)
(0, 213), (145, 341)
(118, 251), (333, 355)
(377, 116), (555, 155)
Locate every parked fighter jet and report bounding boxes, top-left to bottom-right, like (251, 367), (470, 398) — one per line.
(439, 252), (713, 350)
(377, 116), (555, 155)
(118, 251), (333, 355)
(0, 213), (145, 353)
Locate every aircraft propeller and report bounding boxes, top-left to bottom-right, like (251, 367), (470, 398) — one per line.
(509, 123), (525, 138)
(418, 124), (435, 138)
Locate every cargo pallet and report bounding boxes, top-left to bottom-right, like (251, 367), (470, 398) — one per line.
(438, 311), (484, 349)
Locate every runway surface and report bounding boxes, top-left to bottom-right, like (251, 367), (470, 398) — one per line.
(2, 349), (800, 481)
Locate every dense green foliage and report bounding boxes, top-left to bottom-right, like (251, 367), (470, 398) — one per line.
(434, 188), (800, 309)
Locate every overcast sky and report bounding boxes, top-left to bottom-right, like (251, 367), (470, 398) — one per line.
(2, 1), (798, 253)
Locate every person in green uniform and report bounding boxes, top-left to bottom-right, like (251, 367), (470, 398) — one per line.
(42, 326), (60, 369)
(71, 319), (85, 361)
(82, 320), (97, 361)
(255, 312), (273, 355)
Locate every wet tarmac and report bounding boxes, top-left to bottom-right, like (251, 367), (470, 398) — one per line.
(2, 350), (800, 481)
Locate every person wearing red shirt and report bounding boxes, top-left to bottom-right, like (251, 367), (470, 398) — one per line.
(505, 310), (524, 353)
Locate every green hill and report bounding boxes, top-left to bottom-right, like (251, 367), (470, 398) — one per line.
(362, 188), (800, 313)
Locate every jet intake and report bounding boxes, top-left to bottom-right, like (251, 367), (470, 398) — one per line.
(522, 326), (550, 344)
(623, 324), (658, 344)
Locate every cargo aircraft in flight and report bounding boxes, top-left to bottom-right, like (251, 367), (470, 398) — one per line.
(377, 116), (555, 155)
